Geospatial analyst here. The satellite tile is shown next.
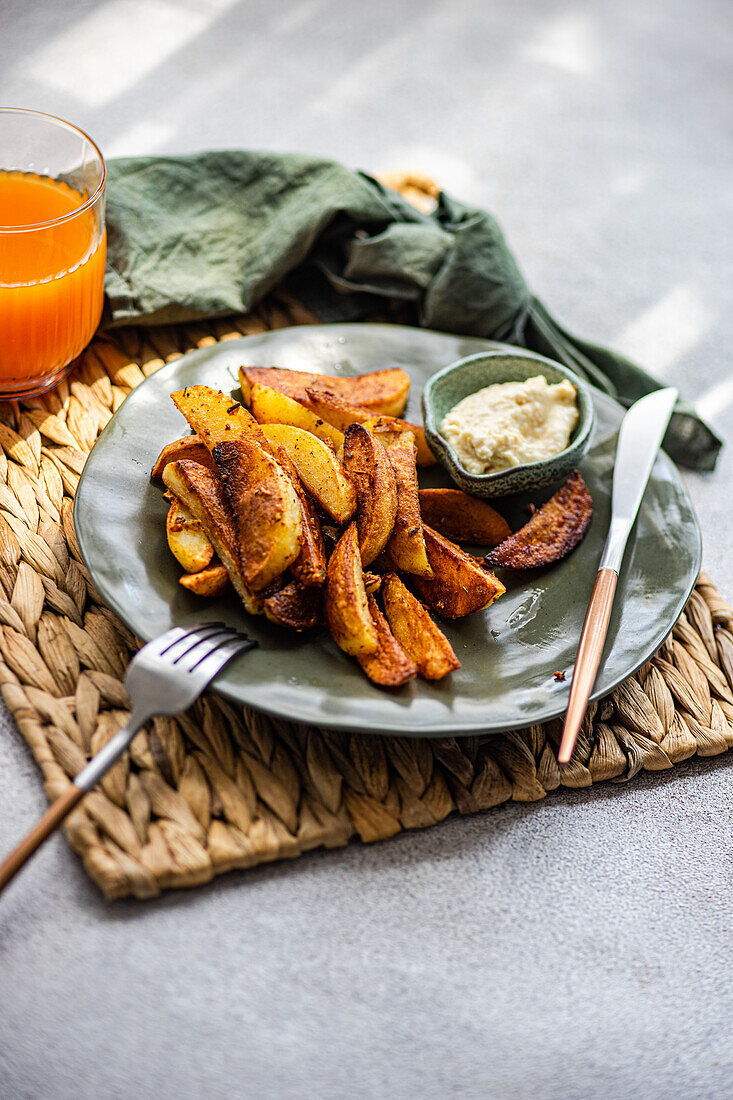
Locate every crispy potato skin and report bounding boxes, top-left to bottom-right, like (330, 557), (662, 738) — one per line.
(409, 526), (506, 618)
(381, 573), (460, 680)
(418, 489), (511, 547)
(342, 423), (398, 566)
(171, 385), (270, 453)
(273, 445), (327, 588)
(358, 414), (435, 468)
(152, 435), (213, 478)
(303, 386), (377, 432)
(179, 563), (231, 597)
(248, 382), (344, 450)
(304, 386), (435, 467)
(260, 422), (356, 524)
(357, 594), (418, 687)
(166, 499), (215, 573)
(162, 460), (262, 615)
(212, 438), (302, 591)
(263, 582), (323, 631)
(486, 471), (593, 569)
(239, 366), (410, 418)
(383, 433), (432, 577)
(324, 523), (378, 657)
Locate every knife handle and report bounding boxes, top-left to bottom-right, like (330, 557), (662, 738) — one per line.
(558, 568), (618, 764)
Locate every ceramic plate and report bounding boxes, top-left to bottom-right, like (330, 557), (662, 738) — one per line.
(74, 323), (702, 737)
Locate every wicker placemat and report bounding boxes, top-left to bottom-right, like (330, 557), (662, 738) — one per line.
(1, 293), (732, 898)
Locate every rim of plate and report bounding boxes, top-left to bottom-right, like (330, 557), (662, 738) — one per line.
(74, 328), (703, 737)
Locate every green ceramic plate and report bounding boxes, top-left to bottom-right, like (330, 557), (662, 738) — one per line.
(74, 323), (702, 737)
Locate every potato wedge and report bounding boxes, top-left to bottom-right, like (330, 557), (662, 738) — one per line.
(409, 526), (506, 618)
(357, 594), (417, 687)
(486, 471), (592, 569)
(383, 433), (431, 577)
(361, 414), (435, 467)
(263, 582), (322, 631)
(304, 386), (435, 467)
(239, 365), (410, 418)
(342, 423), (398, 566)
(381, 573), (460, 680)
(418, 489), (511, 546)
(260, 423), (356, 524)
(171, 385), (270, 453)
(324, 522), (378, 657)
(152, 435), (213, 478)
(302, 386), (374, 432)
(212, 438), (302, 591)
(179, 563), (231, 597)
(274, 444), (326, 588)
(166, 498), (215, 574)
(162, 459), (262, 615)
(248, 382), (344, 450)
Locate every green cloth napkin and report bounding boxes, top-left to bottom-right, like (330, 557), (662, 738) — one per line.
(104, 150), (720, 471)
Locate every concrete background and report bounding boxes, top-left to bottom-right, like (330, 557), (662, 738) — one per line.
(1, 0), (732, 1096)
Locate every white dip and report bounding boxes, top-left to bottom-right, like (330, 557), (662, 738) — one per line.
(440, 374), (579, 475)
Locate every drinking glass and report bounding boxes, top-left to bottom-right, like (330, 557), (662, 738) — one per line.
(0, 108), (106, 397)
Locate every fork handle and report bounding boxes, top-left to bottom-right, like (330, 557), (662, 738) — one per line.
(0, 784), (86, 893)
(0, 711), (147, 896)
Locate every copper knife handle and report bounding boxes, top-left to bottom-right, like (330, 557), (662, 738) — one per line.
(558, 568), (619, 764)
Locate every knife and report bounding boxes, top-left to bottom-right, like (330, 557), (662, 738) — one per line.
(557, 387), (679, 764)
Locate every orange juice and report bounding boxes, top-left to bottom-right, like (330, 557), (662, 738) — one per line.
(0, 171), (106, 388)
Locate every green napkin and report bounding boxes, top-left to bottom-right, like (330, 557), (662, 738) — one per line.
(105, 150), (720, 471)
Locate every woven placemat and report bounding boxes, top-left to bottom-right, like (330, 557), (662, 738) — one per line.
(2, 293), (732, 897)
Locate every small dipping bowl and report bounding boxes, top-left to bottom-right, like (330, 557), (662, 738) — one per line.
(422, 350), (595, 498)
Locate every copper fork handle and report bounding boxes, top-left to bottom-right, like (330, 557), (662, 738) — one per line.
(0, 784), (85, 894)
(558, 568), (619, 764)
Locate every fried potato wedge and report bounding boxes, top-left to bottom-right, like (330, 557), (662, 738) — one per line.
(248, 382), (344, 450)
(302, 386), (375, 432)
(212, 438), (302, 591)
(383, 433), (431, 576)
(179, 563), (231, 597)
(324, 523), (378, 658)
(166, 498), (215, 574)
(361, 414), (435, 467)
(260, 423), (356, 524)
(409, 526), (506, 618)
(342, 423), (398, 566)
(381, 573), (460, 680)
(263, 581), (322, 631)
(418, 489), (511, 547)
(171, 385), (270, 454)
(304, 385), (435, 467)
(357, 594), (417, 687)
(152, 435), (213, 478)
(162, 460), (262, 615)
(486, 471), (592, 569)
(274, 444), (327, 588)
(239, 365), (410, 418)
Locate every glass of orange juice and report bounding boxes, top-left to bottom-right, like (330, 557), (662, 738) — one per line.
(0, 108), (106, 397)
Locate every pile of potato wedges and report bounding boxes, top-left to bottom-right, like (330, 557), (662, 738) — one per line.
(152, 366), (512, 689)
(154, 365), (593, 688)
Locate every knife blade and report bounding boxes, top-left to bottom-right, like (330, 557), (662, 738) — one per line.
(557, 387), (678, 764)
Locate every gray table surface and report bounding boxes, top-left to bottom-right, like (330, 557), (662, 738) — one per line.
(1, 1), (732, 1097)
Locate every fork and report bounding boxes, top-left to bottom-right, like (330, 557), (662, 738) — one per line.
(0, 622), (256, 894)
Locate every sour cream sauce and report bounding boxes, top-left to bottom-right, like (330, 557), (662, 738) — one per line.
(440, 375), (579, 475)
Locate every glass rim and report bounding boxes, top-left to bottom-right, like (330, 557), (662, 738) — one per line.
(0, 107), (107, 234)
